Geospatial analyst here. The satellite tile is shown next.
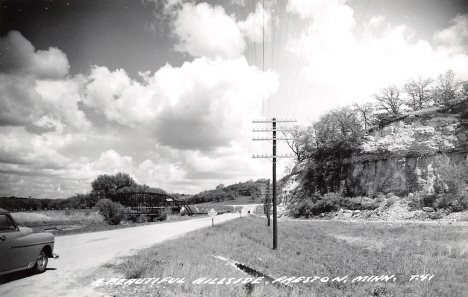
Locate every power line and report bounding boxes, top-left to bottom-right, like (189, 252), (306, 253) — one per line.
(354, 0), (371, 35)
(252, 118), (296, 250)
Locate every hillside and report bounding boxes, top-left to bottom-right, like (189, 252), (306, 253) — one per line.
(343, 102), (468, 197)
(183, 179), (267, 205)
(278, 101), (468, 219)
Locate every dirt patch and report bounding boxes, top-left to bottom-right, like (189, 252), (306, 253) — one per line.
(332, 234), (385, 251)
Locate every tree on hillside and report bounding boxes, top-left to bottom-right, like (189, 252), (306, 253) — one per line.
(404, 76), (434, 111)
(461, 81), (468, 101)
(432, 70), (463, 109)
(283, 125), (316, 162)
(373, 85), (404, 115)
(91, 173), (138, 197)
(313, 107), (363, 152)
(304, 107), (364, 194)
(352, 102), (376, 131)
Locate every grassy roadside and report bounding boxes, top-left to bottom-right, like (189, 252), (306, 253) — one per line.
(193, 195), (260, 206)
(96, 216), (468, 297)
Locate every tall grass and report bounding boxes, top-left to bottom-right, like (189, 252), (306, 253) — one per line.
(99, 217), (468, 297)
(11, 209), (103, 227)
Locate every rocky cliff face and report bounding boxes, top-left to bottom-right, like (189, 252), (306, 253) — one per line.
(342, 111), (468, 197)
(281, 106), (468, 202)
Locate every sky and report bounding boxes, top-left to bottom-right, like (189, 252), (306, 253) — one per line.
(0, 0), (467, 199)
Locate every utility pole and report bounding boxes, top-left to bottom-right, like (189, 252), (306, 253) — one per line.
(253, 118), (296, 250)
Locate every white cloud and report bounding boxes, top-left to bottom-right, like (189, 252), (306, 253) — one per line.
(0, 74), (43, 126)
(34, 78), (91, 131)
(286, 0), (349, 20)
(0, 31), (69, 79)
(168, 1), (271, 59)
(172, 2), (246, 59)
(94, 150), (134, 173)
(135, 159), (187, 189)
(367, 15), (386, 28)
(434, 14), (468, 55)
(0, 31), (91, 130)
(238, 3), (271, 43)
(83, 56), (279, 151)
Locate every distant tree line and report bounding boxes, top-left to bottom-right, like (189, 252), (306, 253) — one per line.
(184, 180), (265, 204)
(0, 172), (168, 211)
(0, 172), (270, 211)
(0, 195), (98, 211)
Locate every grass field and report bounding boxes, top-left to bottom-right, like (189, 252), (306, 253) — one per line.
(11, 209), (102, 226)
(97, 216), (468, 297)
(10, 209), (196, 236)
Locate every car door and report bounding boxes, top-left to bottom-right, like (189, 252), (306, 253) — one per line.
(0, 214), (25, 273)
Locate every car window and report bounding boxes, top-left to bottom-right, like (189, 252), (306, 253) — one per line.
(0, 214), (17, 231)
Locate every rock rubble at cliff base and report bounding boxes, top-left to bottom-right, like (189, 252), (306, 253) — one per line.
(277, 200), (468, 222)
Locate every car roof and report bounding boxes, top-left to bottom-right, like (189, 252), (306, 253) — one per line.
(0, 208), (9, 214)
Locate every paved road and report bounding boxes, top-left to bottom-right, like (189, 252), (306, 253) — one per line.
(0, 205), (259, 297)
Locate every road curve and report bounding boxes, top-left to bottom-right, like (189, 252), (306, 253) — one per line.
(0, 205), (260, 297)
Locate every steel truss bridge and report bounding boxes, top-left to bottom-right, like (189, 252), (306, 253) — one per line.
(110, 192), (194, 221)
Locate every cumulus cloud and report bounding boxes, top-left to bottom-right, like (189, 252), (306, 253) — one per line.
(434, 14), (468, 55)
(0, 147), (193, 198)
(238, 3), (271, 43)
(167, 1), (271, 59)
(172, 2), (246, 59)
(0, 31), (69, 79)
(83, 57), (279, 151)
(0, 31), (91, 130)
(0, 74), (43, 126)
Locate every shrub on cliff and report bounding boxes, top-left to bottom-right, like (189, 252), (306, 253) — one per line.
(432, 154), (468, 212)
(290, 199), (315, 218)
(314, 196), (340, 214)
(340, 196), (379, 210)
(433, 195), (468, 212)
(407, 192), (425, 210)
(290, 193), (383, 217)
(434, 154), (468, 196)
(96, 198), (126, 225)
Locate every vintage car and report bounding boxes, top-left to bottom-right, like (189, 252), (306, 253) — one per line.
(0, 208), (58, 276)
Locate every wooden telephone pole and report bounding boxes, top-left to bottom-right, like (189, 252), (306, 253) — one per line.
(253, 118), (296, 250)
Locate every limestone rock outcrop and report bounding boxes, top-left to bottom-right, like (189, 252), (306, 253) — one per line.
(282, 106), (468, 201)
(343, 112), (468, 197)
